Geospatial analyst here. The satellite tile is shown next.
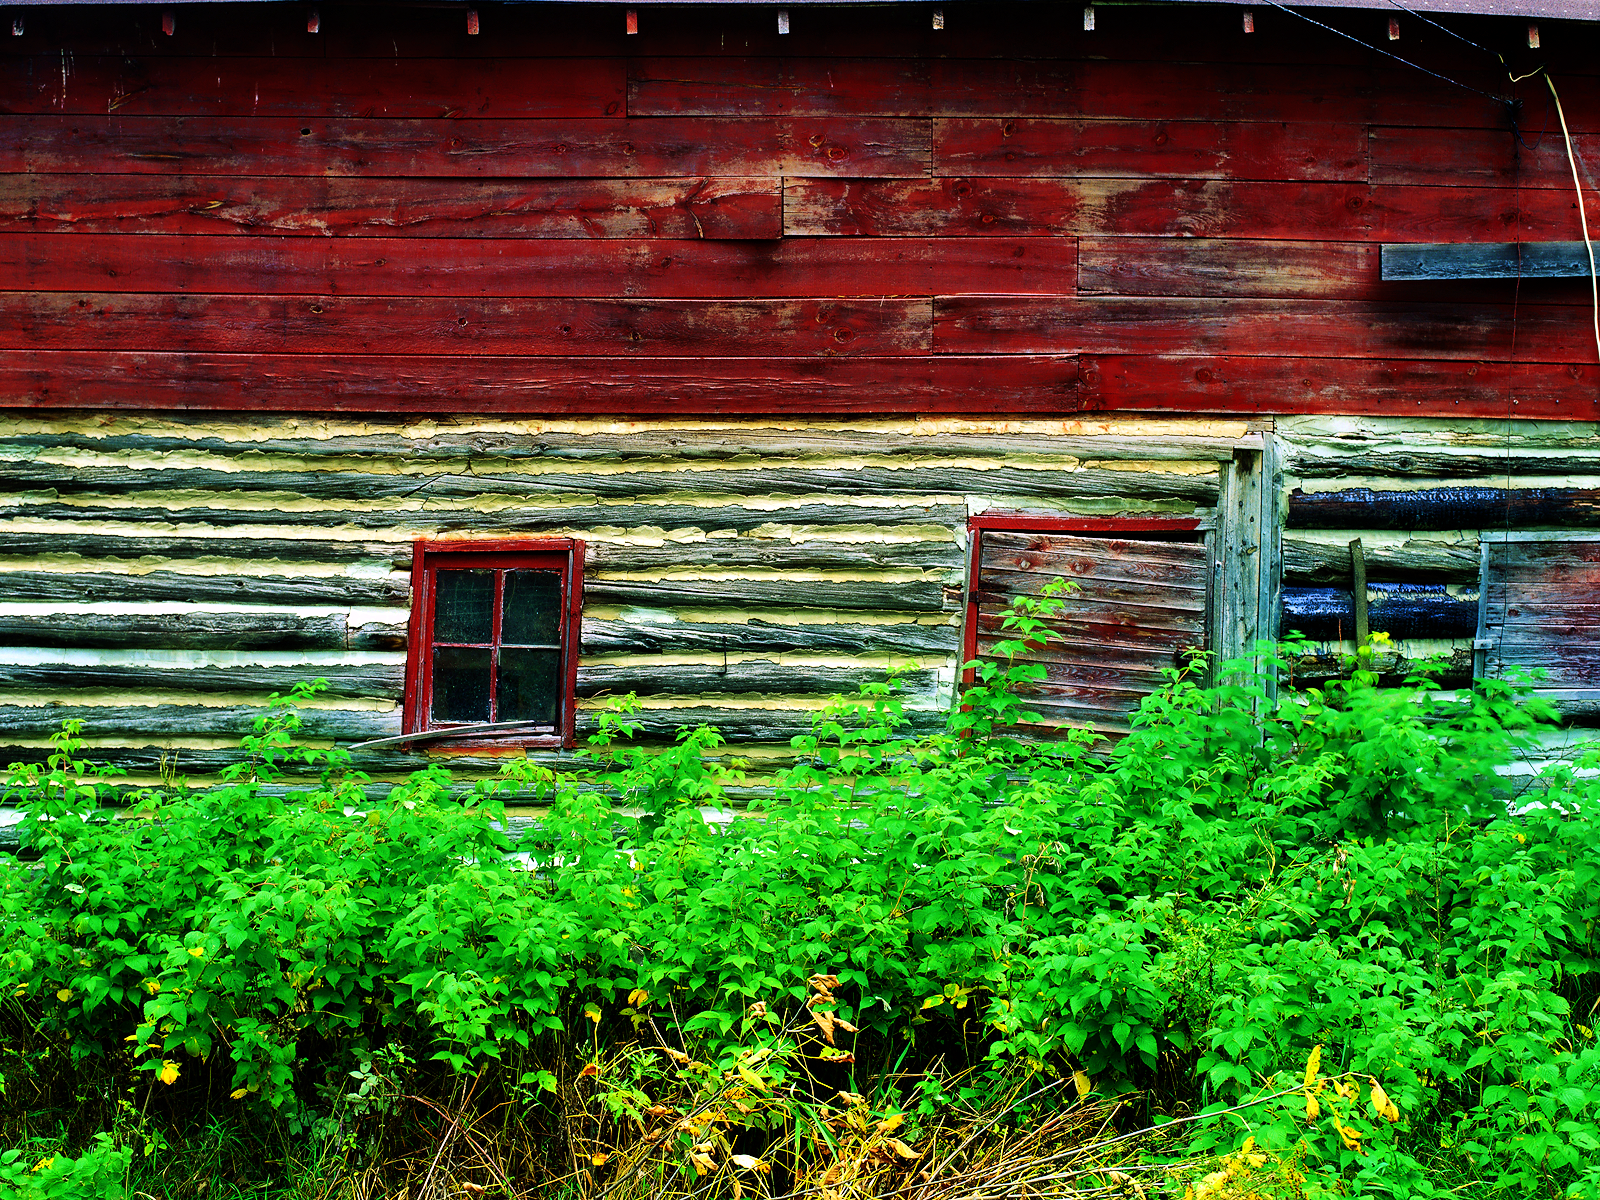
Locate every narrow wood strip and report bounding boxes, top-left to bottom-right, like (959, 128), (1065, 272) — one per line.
(584, 577), (950, 613)
(0, 661), (402, 697)
(979, 567), (1207, 610)
(0, 351), (1081, 413)
(0, 294), (931, 358)
(0, 703), (396, 739)
(1, 175), (782, 240)
(581, 617), (958, 657)
(0, 609), (404, 651)
(0, 233), (1076, 298)
(1078, 356), (1600, 420)
(0, 533), (413, 566)
(973, 591), (1204, 634)
(935, 118), (1365, 180)
(0, 571), (408, 606)
(1282, 535), (1479, 583)
(5, 115), (932, 178)
(1281, 586), (1479, 639)
(1288, 486), (1600, 530)
(575, 662), (938, 697)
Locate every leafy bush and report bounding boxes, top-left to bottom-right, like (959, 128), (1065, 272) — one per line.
(1, 605), (1598, 1199)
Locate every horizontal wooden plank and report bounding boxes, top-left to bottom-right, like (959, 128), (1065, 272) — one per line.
(581, 617), (959, 657)
(0, 294), (931, 358)
(0, 351), (1081, 413)
(935, 118), (1366, 180)
(0, 461), (1216, 504)
(4, 115), (931, 178)
(1288, 486), (1600, 531)
(1282, 447), (1600, 479)
(1381, 242), (1598, 281)
(1077, 356), (1600, 420)
(980, 567), (1206, 611)
(0, 532), (413, 566)
(1078, 238), (1381, 300)
(5, 55), (628, 118)
(1371, 127), (1600, 190)
(0, 571), (407, 607)
(0, 498), (970, 535)
(575, 662), (938, 698)
(981, 529), (1208, 569)
(1488, 542), (1600, 568)
(0, 233), (1078, 298)
(628, 57), (1517, 126)
(0, 175), (782, 240)
(584, 577), (949, 613)
(936, 295), (1595, 363)
(973, 607), (1200, 652)
(785, 179), (1583, 241)
(0, 608), (404, 651)
(974, 590), (1204, 635)
(0, 703), (396, 740)
(1282, 585), (1479, 640)
(974, 638), (1174, 687)
(1281, 535), (1479, 583)
(0, 660), (402, 698)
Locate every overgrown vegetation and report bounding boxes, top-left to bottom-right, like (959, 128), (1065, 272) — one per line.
(2, 595), (1598, 1199)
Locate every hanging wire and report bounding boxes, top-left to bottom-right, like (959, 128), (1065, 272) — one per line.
(1381, 0), (1498, 59)
(1262, 1), (1511, 105)
(1545, 73), (1600, 366)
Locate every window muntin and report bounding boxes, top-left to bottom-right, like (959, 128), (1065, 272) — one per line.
(405, 541), (583, 748)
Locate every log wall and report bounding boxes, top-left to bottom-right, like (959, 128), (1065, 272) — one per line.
(2, 2), (1597, 417)
(0, 412), (1248, 779)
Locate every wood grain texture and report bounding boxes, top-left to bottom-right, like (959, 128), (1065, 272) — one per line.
(582, 617), (959, 657)
(1287, 487), (1600, 531)
(0, 294), (931, 358)
(1078, 356), (1600, 420)
(0, 233), (1078, 298)
(5, 55), (628, 118)
(0, 175), (783, 240)
(1282, 534), (1481, 583)
(0, 660), (403, 697)
(0, 351), (1081, 413)
(1371, 126), (1600, 190)
(935, 118), (1366, 181)
(575, 661), (939, 698)
(0, 609), (404, 651)
(4, 115), (932, 179)
(0, 703), (395, 739)
(1078, 238), (1382, 300)
(0, 571), (408, 607)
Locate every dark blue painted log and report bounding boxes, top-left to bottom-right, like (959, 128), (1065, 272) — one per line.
(1282, 584), (1478, 641)
(1287, 487), (1600, 531)
(1381, 241), (1593, 281)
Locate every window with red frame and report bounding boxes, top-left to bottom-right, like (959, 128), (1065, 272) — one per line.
(404, 541), (584, 748)
(963, 517), (1209, 740)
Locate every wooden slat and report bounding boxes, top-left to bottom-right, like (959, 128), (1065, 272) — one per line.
(0, 295), (931, 358)
(785, 178), (1584, 241)
(0, 704), (395, 740)
(0, 351), (1081, 413)
(1282, 534), (1479, 583)
(0, 608), (403, 651)
(582, 617), (959, 658)
(1077, 355), (1600, 420)
(935, 118), (1365, 181)
(974, 609), (1201, 650)
(4, 115), (932, 178)
(1381, 242), (1597, 281)
(0, 233), (1078, 298)
(1289, 487), (1600, 531)
(584, 578), (949, 614)
(4, 55), (628, 118)
(978, 568), (1206, 613)
(575, 661), (938, 698)
(936, 296), (1595, 363)
(0, 661), (402, 697)
(1281, 585), (1479, 640)
(1371, 127), (1600, 190)
(0, 572), (407, 607)
(0, 176), (782, 240)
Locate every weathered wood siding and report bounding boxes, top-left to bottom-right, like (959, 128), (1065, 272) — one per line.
(1278, 416), (1600, 696)
(1, 3), (1597, 416)
(0, 413), (1246, 777)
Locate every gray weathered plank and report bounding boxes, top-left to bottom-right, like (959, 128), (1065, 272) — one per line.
(1282, 533), (1480, 582)
(576, 661), (937, 698)
(580, 616), (959, 657)
(0, 661), (403, 698)
(0, 704), (396, 739)
(584, 577), (949, 613)
(0, 571), (408, 606)
(0, 609), (404, 651)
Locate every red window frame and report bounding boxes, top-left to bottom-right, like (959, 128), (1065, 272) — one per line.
(961, 514), (1204, 681)
(403, 539), (585, 750)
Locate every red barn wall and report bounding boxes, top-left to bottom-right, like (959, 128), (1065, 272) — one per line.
(2, 1), (1597, 418)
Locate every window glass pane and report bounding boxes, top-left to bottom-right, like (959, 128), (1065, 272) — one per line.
(433, 570), (494, 644)
(497, 648), (562, 725)
(432, 646), (492, 723)
(501, 569), (563, 645)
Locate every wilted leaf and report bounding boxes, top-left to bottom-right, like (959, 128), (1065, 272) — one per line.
(591, 1153), (609, 1166)
(887, 1138), (922, 1160)
(583, 1003), (602, 1025)
(1305, 1091), (1319, 1122)
(578, 1061), (600, 1078)
(1073, 1070), (1093, 1101)
(811, 1009), (838, 1045)
(158, 1060), (180, 1086)
(877, 1113), (905, 1134)
(731, 1154), (770, 1173)
(627, 989), (650, 1007)
(662, 1047), (690, 1065)
(230, 1087), (249, 1100)
(1369, 1077), (1399, 1123)
(836, 1090), (866, 1106)
(1303, 1044), (1322, 1089)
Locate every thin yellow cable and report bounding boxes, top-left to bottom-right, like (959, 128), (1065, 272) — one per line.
(1546, 73), (1600, 365)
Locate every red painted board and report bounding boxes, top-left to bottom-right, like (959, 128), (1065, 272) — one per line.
(629, 57), (1526, 127)
(935, 118), (1366, 181)
(935, 296), (1598, 364)
(0, 175), (782, 240)
(1078, 355), (1600, 420)
(785, 178), (1585, 241)
(1, 294), (933, 357)
(0, 350), (1081, 413)
(1, 56), (627, 118)
(0, 233), (1076, 298)
(3, 115), (932, 179)
(1371, 125), (1600, 190)
(1078, 238), (1381, 299)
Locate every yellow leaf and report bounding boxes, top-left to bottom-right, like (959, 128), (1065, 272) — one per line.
(144, 979), (160, 995)
(1369, 1077), (1400, 1123)
(886, 1138), (922, 1160)
(1305, 1090), (1320, 1122)
(158, 1060), (180, 1086)
(230, 1087), (249, 1100)
(731, 1154), (769, 1173)
(628, 988), (650, 1007)
(187, 947), (205, 959)
(1333, 1119), (1363, 1153)
(1303, 1044), (1323, 1089)
(583, 1003), (602, 1025)
(920, 995), (944, 1010)
(877, 1113), (905, 1134)
(56, 989), (72, 1002)
(578, 1061), (600, 1078)
(591, 1153), (609, 1166)
(1073, 1069), (1093, 1101)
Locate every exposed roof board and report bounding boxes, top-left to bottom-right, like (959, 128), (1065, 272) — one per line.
(9, 0), (1598, 14)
